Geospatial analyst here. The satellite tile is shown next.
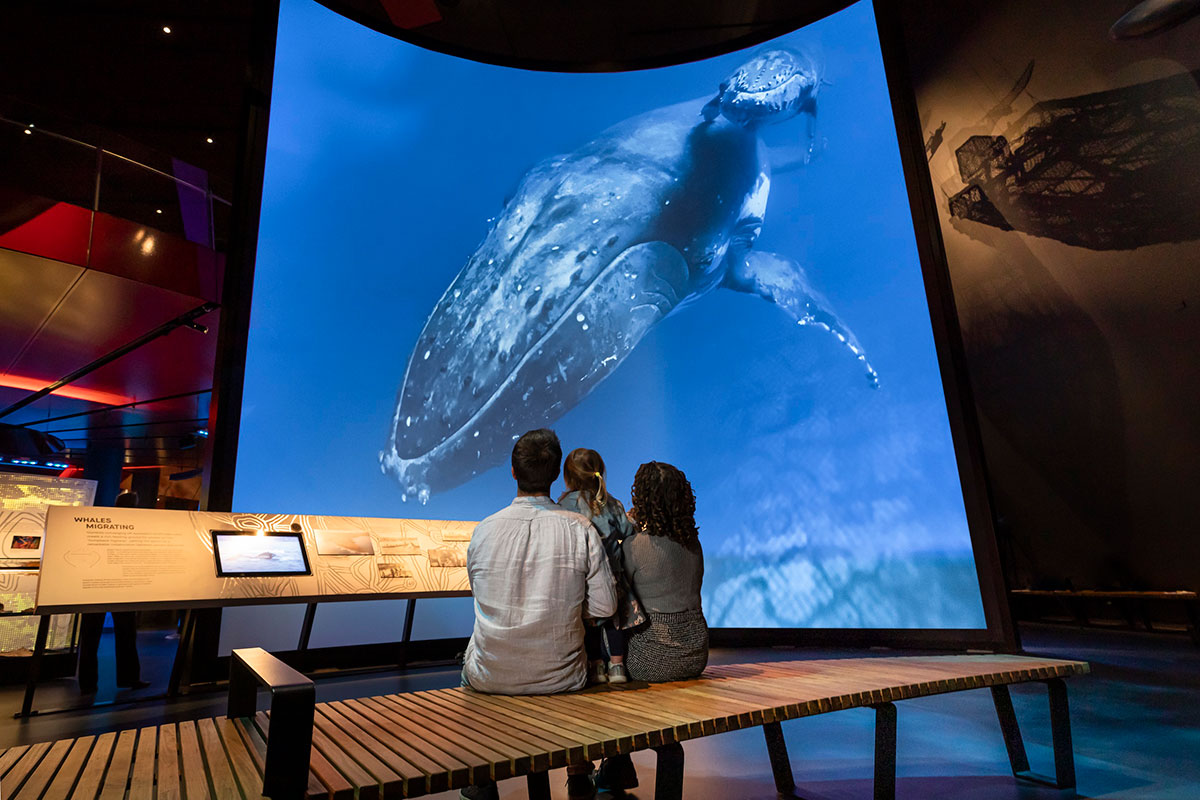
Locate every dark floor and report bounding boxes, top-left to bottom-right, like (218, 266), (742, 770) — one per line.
(1, 623), (1197, 799)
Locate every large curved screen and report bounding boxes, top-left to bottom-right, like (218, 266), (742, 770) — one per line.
(231, 0), (986, 644)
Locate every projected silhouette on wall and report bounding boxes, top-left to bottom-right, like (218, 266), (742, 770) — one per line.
(949, 69), (1200, 251)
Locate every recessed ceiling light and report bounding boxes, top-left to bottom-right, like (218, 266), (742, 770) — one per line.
(156, 209), (163, 214)
(23, 129), (32, 135)
(205, 137), (214, 144)
(162, 25), (172, 34)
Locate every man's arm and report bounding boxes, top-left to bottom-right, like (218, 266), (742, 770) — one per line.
(582, 526), (617, 620)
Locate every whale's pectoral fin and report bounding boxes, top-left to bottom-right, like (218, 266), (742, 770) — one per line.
(725, 251), (879, 388)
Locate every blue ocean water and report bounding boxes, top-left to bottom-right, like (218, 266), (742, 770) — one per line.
(230, 0), (986, 646)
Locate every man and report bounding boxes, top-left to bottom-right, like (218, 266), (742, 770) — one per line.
(460, 428), (616, 799)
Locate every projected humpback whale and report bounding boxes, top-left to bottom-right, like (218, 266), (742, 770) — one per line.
(381, 49), (878, 503)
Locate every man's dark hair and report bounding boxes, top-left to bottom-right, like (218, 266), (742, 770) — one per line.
(512, 429), (562, 494)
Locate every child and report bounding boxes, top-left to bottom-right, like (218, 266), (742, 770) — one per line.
(558, 447), (645, 685)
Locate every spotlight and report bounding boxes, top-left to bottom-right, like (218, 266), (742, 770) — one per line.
(162, 25), (172, 34)
(184, 321), (208, 334)
(155, 208), (163, 214)
(23, 129), (31, 135)
(205, 137), (214, 144)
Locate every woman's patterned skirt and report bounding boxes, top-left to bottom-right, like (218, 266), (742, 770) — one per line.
(625, 609), (709, 683)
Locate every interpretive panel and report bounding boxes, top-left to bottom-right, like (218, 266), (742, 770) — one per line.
(36, 507), (472, 613)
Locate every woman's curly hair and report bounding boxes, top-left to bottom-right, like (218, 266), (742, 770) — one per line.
(631, 461), (699, 545)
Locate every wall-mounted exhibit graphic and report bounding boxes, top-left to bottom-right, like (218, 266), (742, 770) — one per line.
(36, 507), (471, 613)
(898, 0), (1200, 591)
(234, 0), (989, 632)
(0, 472), (96, 652)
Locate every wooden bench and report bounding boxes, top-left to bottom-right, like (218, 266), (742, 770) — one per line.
(1012, 588), (1200, 645)
(0, 649), (1089, 799)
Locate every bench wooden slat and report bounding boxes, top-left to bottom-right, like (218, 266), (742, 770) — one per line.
(531, 691), (660, 747)
(98, 728), (138, 800)
(343, 697), (475, 788)
(0, 745), (31, 780)
(319, 702), (432, 794)
(309, 724), (381, 800)
(12, 739), (70, 800)
(460, 692), (609, 761)
(496, 694), (629, 756)
(326, 700), (446, 795)
(3, 742), (52, 796)
(125, 727), (157, 800)
(41, 736), (95, 800)
(72, 731), (117, 799)
(254, 712), (339, 800)
(155, 724), (181, 800)
(313, 707), (405, 796)
(418, 690), (564, 770)
(197, 717), (243, 799)
(217, 718), (267, 800)
(434, 689), (598, 762)
(578, 689), (695, 741)
(357, 695), (492, 786)
(178, 721), (211, 800)
(380, 693), (529, 779)
(425, 689), (584, 766)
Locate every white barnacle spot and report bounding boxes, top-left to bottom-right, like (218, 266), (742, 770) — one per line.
(453, 289), (461, 298)
(576, 313), (586, 323)
(488, 258), (494, 265)
(473, 431), (480, 438)
(405, 416), (412, 427)
(534, 285), (542, 292)
(836, 332), (846, 343)
(512, 434), (519, 440)
(423, 350), (431, 360)
(601, 355), (617, 367)
(550, 245), (561, 251)
(590, 248), (598, 255)
(664, 200), (671, 206)
(516, 283), (522, 291)
(592, 218), (600, 224)
(508, 234), (516, 241)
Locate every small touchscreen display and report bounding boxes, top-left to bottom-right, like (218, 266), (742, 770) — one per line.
(212, 531), (311, 577)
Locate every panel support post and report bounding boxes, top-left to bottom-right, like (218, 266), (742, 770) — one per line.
(762, 720), (795, 794)
(297, 602), (318, 671)
(167, 609), (197, 697)
(653, 741), (685, 800)
(398, 598), (417, 670)
(16, 615), (51, 719)
(526, 770), (551, 800)
(873, 702), (897, 800)
(991, 680), (1076, 791)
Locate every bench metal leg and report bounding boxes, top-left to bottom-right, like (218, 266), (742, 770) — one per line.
(653, 742), (685, 800)
(991, 680), (1076, 791)
(762, 721), (796, 794)
(873, 702), (897, 800)
(526, 770), (551, 800)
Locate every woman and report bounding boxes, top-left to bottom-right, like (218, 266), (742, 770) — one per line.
(623, 460), (708, 681)
(596, 461), (709, 794)
(557, 447), (646, 685)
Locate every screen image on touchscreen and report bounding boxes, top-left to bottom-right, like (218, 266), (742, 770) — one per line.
(212, 531), (312, 577)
